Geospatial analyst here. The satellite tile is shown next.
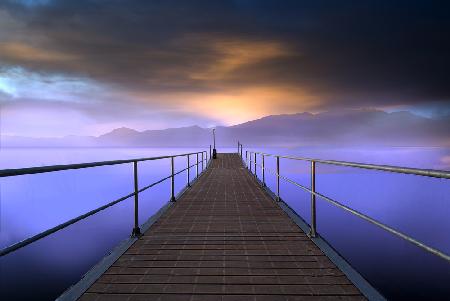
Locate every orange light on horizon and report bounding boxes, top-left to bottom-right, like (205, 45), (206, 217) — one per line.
(172, 85), (320, 126)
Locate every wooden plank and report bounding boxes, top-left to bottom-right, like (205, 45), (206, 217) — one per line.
(79, 153), (368, 301)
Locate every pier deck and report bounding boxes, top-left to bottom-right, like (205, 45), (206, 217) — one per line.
(80, 153), (366, 301)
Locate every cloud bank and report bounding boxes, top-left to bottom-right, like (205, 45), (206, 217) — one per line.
(1, 1), (449, 136)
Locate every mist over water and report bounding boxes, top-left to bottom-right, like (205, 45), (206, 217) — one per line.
(1, 147), (449, 300)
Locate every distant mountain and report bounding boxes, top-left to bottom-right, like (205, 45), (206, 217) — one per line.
(2, 109), (449, 147)
(226, 109), (450, 147)
(97, 125), (209, 147)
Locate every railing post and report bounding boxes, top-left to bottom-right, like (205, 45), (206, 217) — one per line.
(237, 141), (240, 154)
(254, 152), (257, 178)
(246, 151), (248, 168)
(276, 156), (280, 201)
(132, 161), (141, 236)
(252, 152), (254, 173)
(170, 157), (176, 201)
(187, 155), (191, 187)
(309, 161), (317, 237)
(262, 154), (265, 186)
(205, 151), (208, 166)
(209, 145), (212, 161)
(196, 153), (199, 178)
(201, 152), (204, 171)
(240, 144), (243, 159)
(247, 151), (249, 170)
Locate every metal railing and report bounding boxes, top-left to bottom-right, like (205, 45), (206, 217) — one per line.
(0, 148), (211, 257)
(236, 143), (450, 263)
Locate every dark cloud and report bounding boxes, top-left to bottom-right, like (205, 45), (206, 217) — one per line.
(1, 0), (450, 109)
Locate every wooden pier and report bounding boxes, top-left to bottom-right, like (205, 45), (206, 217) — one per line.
(79, 153), (369, 301)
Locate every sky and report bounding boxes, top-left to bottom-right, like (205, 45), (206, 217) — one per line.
(0, 0), (450, 137)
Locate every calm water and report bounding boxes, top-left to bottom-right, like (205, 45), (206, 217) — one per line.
(1, 147), (449, 300)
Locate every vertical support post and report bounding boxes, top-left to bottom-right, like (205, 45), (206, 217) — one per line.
(252, 152), (254, 173)
(196, 153), (199, 178)
(262, 154), (265, 186)
(254, 152), (257, 178)
(209, 145), (212, 162)
(212, 129), (217, 159)
(205, 151), (208, 166)
(276, 156), (280, 201)
(240, 144), (243, 159)
(187, 155), (190, 187)
(246, 151), (248, 168)
(309, 161), (317, 237)
(201, 152), (204, 171)
(171, 157), (175, 201)
(132, 161), (141, 236)
(237, 141), (240, 154)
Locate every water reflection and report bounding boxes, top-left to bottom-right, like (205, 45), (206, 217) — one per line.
(1, 147), (449, 300)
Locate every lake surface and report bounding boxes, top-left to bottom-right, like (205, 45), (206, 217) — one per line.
(1, 147), (449, 300)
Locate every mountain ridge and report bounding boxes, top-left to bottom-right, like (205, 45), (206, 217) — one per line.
(2, 109), (449, 147)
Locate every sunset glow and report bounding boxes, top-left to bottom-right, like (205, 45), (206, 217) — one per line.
(1, 1), (449, 137)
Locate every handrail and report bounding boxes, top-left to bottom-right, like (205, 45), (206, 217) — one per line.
(250, 151), (450, 179)
(241, 147), (450, 263)
(0, 149), (211, 257)
(0, 151), (208, 178)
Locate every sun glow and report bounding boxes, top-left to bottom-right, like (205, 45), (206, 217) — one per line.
(164, 86), (319, 125)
